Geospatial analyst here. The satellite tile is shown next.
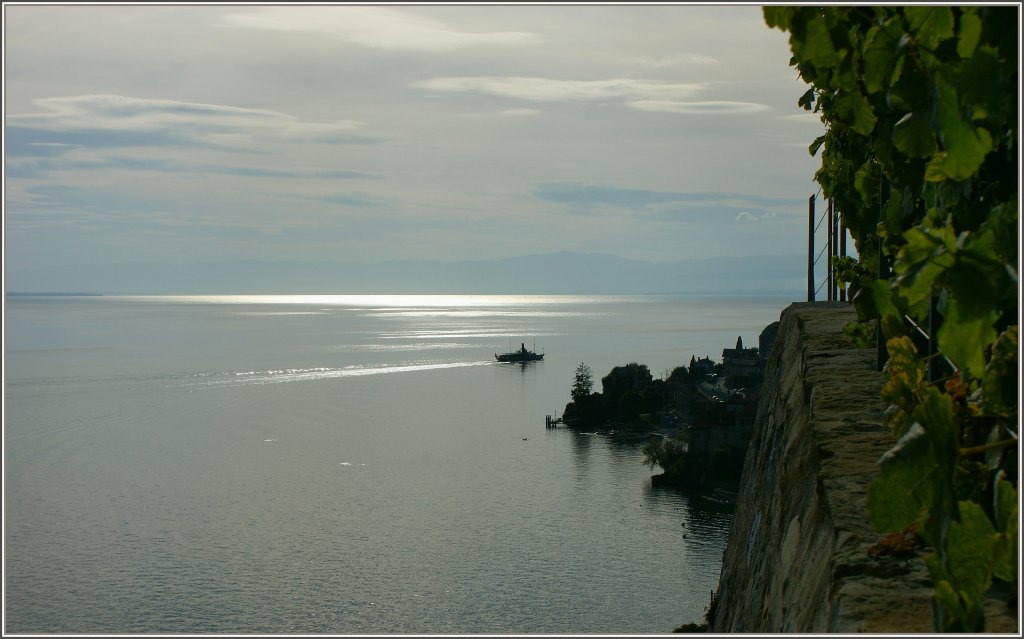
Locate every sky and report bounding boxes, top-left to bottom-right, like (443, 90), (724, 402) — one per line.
(4, 2), (825, 274)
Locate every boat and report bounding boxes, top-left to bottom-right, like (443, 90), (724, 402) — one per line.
(495, 342), (544, 363)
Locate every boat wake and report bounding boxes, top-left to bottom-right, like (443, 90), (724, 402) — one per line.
(188, 360), (494, 387)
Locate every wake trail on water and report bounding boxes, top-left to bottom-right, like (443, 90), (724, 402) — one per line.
(188, 360), (495, 388)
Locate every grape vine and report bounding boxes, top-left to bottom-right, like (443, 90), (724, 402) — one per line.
(764, 6), (1018, 631)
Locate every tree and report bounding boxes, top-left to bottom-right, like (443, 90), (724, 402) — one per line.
(668, 365), (690, 384)
(643, 434), (745, 486)
(618, 390), (646, 420)
(642, 434), (689, 477)
(601, 362), (653, 412)
(571, 363), (593, 402)
(643, 379), (670, 413)
(565, 362), (602, 426)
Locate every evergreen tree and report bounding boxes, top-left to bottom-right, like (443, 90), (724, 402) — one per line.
(570, 363), (593, 403)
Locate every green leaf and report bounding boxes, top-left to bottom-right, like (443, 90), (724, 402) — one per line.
(809, 134), (826, 156)
(946, 500), (995, 600)
(978, 199), (1019, 266)
(925, 152), (949, 182)
(993, 473), (1016, 533)
(868, 423), (938, 532)
(930, 575), (968, 631)
(888, 64), (929, 112)
(906, 6), (955, 50)
(798, 87), (816, 111)
(982, 326), (1018, 416)
(861, 25), (889, 94)
(892, 225), (956, 316)
(957, 10), (982, 58)
(949, 238), (999, 300)
(990, 472), (1017, 583)
(936, 299), (998, 379)
(993, 525), (1017, 583)
(893, 110), (937, 158)
(926, 502), (994, 631)
(762, 6), (795, 30)
(862, 19), (905, 94)
(835, 91), (877, 135)
(880, 188), (908, 235)
(854, 162), (878, 203)
(957, 48), (1013, 128)
(912, 386), (959, 469)
(889, 54), (906, 88)
(801, 15), (842, 67)
(929, 573), (986, 631)
(933, 73), (994, 180)
(872, 280), (899, 322)
(992, 477), (1018, 581)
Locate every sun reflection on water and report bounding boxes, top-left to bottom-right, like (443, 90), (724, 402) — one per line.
(115, 294), (637, 308)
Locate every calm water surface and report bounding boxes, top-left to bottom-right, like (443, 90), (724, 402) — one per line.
(5, 294), (789, 633)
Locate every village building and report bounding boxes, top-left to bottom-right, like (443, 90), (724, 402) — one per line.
(689, 354), (717, 378)
(685, 391), (757, 455)
(721, 336), (761, 380)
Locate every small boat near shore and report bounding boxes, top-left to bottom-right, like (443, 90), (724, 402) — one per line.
(495, 342), (544, 363)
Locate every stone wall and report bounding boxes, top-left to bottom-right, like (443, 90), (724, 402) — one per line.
(708, 302), (1016, 633)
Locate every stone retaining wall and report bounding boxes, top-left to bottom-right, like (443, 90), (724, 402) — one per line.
(708, 302), (1016, 633)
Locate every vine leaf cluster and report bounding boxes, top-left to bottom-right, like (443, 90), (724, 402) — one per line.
(765, 6), (1017, 632)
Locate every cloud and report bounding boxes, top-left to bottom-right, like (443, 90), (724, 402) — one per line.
(6, 95), (368, 150)
(779, 112), (823, 123)
(535, 182), (683, 208)
(9, 94), (364, 140)
(454, 108), (542, 119)
(4, 95), (385, 184)
(626, 100), (771, 115)
(322, 192), (388, 208)
(499, 109), (541, 117)
(735, 210), (781, 223)
(222, 6), (538, 51)
(413, 76), (705, 103)
(634, 53), (719, 67)
(6, 152), (376, 181)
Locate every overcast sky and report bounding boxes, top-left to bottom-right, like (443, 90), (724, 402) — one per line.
(5, 3), (824, 272)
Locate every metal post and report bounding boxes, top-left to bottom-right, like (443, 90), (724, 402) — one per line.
(839, 218), (847, 303)
(877, 179), (890, 371)
(808, 194), (815, 302)
(826, 199), (834, 301)
(831, 200), (839, 302)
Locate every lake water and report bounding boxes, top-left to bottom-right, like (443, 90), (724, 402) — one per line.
(4, 294), (790, 634)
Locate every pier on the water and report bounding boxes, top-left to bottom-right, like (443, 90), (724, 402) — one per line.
(545, 415), (564, 428)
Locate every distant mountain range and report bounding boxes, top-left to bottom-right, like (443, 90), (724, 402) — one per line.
(6, 252), (807, 296)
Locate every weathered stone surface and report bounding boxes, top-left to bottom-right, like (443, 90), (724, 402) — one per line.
(708, 302), (1017, 633)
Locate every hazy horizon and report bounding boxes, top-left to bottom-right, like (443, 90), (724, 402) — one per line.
(5, 4), (824, 282)
(6, 251), (813, 296)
